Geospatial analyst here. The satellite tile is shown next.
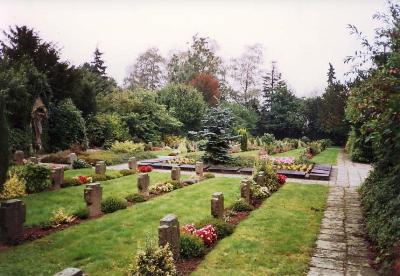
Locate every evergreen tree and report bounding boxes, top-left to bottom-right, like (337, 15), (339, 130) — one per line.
(0, 95), (9, 189)
(327, 62), (336, 86)
(91, 47), (107, 76)
(262, 61), (284, 111)
(200, 107), (236, 164)
(320, 63), (349, 145)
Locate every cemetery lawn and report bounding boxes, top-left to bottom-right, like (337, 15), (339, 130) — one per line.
(311, 147), (340, 165)
(64, 168), (122, 179)
(193, 183), (328, 276)
(0, 177), (241, 276)
(22, 170), (188, 226)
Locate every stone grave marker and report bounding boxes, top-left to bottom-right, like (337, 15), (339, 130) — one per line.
(51, 167), (64, 190)
(137, 173), (150, 197)
(128, 157), (138, 171)
(158, 214), (180, 261)
(240, 178), (252, 204)
(211, 192), (224, 219)
(0, 199), (26, 244)
(84, 183), (103, 217)
(171, 166), (181, 181)
(95, 161), (106, 175)
(68, 153), (77, 168)
(14, 150), (24, 165)
(195, 162), (204, 178)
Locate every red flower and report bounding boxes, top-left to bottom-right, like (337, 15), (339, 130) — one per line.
(181, 224), (217, 246)
(277, 174), (287, 185)
(138, 165), (153, 173)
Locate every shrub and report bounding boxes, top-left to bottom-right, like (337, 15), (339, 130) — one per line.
(132, 242), (176, 276)
(72, 159), (91, 169)
(40, 150), (70, 164)
(47, 99), (88, 152)
(92, 174), (109, 182)
(253, 160), (279, 192)
(238, 129), (248, 152)
(133, 151), (157, 160)
(277, 174), (287, 185)
(61, 177), (80, 188)
(86, 113), (130, 148)
(8, 128), (31, 154)
(180, 233), (205, 258)
(150, 183), (174, 194)
(110, 141), (144, 154)
(197, 218), (234, 239)
(203, 172), (215, 179)
(120, 169), (136, 176)
(165, 180), (182, 190)
(19, 163), (51, 193)
(0, 174), (26, 200)
(194, 224), (217, 246)
(231, 199), (254, 212)
(125, 193), (146, 203)
(49, 208), (75, 226)
(101, 196), (128, 213)
(251, 184), (271, 200)
(73, 175), (93, 185)
(73, 207), (89, 219)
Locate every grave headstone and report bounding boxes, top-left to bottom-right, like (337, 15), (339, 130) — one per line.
(171, 166), (181, 181)
(158, 214), (180, 261)
(29, 157), (39, 164)
(240, 178), (252, 204)
(211, 192), (224, 219)
(137, 173), (150, 197)
(95, 161), (106, 175)
(128, 157), (138, 171)
(51, 167), (64, 190)
(0, 199), (26, 244)
(195, 162), (204, 178)
(256, 171), (265, 186)
(53, 268), (83, 276)
(14, 150), (24, 165)
(84, 183), (103, 217)
(68, 153), (77, 168)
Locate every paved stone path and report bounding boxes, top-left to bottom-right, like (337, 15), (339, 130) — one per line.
(307, 150), (377, 276)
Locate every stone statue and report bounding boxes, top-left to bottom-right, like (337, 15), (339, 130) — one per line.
(31, 97), (47, 152)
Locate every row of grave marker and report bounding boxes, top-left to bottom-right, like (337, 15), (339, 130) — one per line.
(0, 164), (207, 244)
(54, 177), (252, 276)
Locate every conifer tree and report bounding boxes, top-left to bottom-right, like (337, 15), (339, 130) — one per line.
(91, 47), (107, 76)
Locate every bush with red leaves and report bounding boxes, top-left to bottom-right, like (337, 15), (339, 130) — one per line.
(277, 174), (287, 185)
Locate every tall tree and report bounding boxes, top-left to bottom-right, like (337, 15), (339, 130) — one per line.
(167, 35), (222, 83)
(260, 84), (305, 138)
(189, 73), (220, 106)
(262, 61), (284, 111)
(229, 44), (263, 106)
(125, 47), (165, 90)
(320, 63), (349, 145)
(91, 47), (107, 76)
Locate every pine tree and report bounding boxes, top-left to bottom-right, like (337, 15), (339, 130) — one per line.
(0, 95), (10, 189)
(200, 107), (236, 164)
(91, 47), (107, 76)
(327, 62), (336, 85)
(262, 61), (284, 111)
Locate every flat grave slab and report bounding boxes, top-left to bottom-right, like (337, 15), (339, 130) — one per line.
(238, 167), (254, 175)
(178, 164), (196, 171)
(206, 166), (240, 174)
(311, 169), (331, 175)
(277, 169), (306, 178)
(149, 162), (165, 169)
(308, 173), (330, 181)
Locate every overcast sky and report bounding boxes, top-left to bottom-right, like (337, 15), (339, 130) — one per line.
(0, 0), (387, 97)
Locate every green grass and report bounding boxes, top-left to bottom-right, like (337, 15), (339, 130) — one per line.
(193, 183), (328, 276)
(22, 171), (188, 226)
(311, 147), (340, 165)
(64, 168), (122, 179)
(0, 177), (241, 276)
(153, 148), (173, 156)
(232, 150), (259, 158)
